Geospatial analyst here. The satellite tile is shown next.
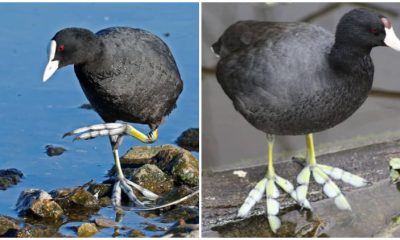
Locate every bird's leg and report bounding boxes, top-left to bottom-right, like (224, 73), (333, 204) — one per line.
(296, 133), (368, 211)
(109, 135), (159, 209)
(238, 134), (310, 233)
(63, 122), (158, 144)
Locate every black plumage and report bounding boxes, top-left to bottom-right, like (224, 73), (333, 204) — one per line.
(52, 27), (183, 129)
(212, 8), (389, 135)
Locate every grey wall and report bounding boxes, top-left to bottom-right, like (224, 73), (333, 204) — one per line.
(202, 2), (400, 171)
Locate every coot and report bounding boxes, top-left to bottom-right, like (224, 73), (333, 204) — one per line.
(43, 27), (183, 207)
(212, 8), (400, 232)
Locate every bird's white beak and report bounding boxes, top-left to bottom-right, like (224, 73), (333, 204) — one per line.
(43, 40), (59, 82)
(384, 26), (400, 51)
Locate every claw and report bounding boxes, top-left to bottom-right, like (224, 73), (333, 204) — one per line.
(120, 179), (145, 207)
(125, 178), (159, 200)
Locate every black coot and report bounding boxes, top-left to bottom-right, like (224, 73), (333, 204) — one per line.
(212, 8), (400, 232)
(43, 27), (183, 207)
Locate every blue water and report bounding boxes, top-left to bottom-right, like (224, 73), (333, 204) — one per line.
(0, 3), (198, 237)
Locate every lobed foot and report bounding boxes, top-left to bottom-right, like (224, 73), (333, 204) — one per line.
(296, 163), (368, 211)
(63, 123), (157, 143)
(111, 177), (159, 208)
(238, 174), (311, 233)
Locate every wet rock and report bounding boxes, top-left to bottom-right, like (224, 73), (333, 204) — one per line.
(99, 196), (112, 207)
(153, 147), (199, 186)
(16, 225), (62, 238)
(169, 152), (199, 187)
(161, 206), (199, 223)
(175, 128), (199, 151)
(16, 189), (63, 219)
(163, 219), (199, 238)
(79, 103), (93, 110)
(45, 145), (66, 157)
(51, 187), (99, 209)
(129, 229), (145, 237)
(157, 185), (199, 208)
(144, 223), (161, 232)
(120, 145), (172, 166)
(94, 218), (119, 228)
(136, 211), (159, 219)
(0, 168), (23, 190)
(77, 223), (97, 237)
(390, 158), (400, 183)
(131, 164), (174, 194)
(87, 182), (112, 198)
(0, 215), (19, 236)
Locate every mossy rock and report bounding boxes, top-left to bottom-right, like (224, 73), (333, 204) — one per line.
(129, 229), (145, 237)
(77, 223), (97, 237)
(131, 164), (174, 194)
(176, 128), (199, 152)
(0, 168), (23, 190)
(51, 188), (99, 209)
(121, 145), (178, 165)
(16, 189), (64, 220)
(156, 185), (198, 208)
(0, 215), (19, 236)
(16, 225), (62, 238)
(87, 183), (112, 198)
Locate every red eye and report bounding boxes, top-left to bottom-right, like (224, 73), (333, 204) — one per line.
(58, 45), (65, 52)
(370, 28), (378, 34)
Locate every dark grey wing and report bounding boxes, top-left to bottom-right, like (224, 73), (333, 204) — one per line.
(213, 21), (308, 58)
(80, 27), (183, 125)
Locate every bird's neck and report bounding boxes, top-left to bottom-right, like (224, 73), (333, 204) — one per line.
(328, 43), (372, 73)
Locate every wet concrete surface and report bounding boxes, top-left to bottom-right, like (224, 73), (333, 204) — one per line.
(202, 139), (400, 237)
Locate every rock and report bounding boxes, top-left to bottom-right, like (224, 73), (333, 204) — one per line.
(0, 215), (19, 236)
(45, 145), (66, 157)
(131, 164), (174, 194)
(16, 225), (62, 237)
(120, 145), (173, 166)
(77, 223), (97, 237)
(144, 223), (160, 232)
(87, 183), (112, 198)
(175, 128), (199, 152)
(169, 152), (199, 187)
(50, 187), (99, 209)
(0, 168), (23, 190)
(163, 219), (199, 238)
(161, 206), (199, 223)
(94, 218), (118, 228)
(129, 229), (145, 237)
(157, 185), (199, 208)
(153, 146), (199, 186)
(16, 189), (63, 219)
(98, 197), (112, 207)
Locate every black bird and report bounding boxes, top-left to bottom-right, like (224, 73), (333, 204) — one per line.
(43, 27), (183, 207)
(212, 8), (400, 232)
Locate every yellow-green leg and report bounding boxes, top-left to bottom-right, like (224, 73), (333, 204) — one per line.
(63, 123), (160, 208)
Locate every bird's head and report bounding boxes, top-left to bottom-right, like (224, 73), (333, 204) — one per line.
(43, 28), (100, 82)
